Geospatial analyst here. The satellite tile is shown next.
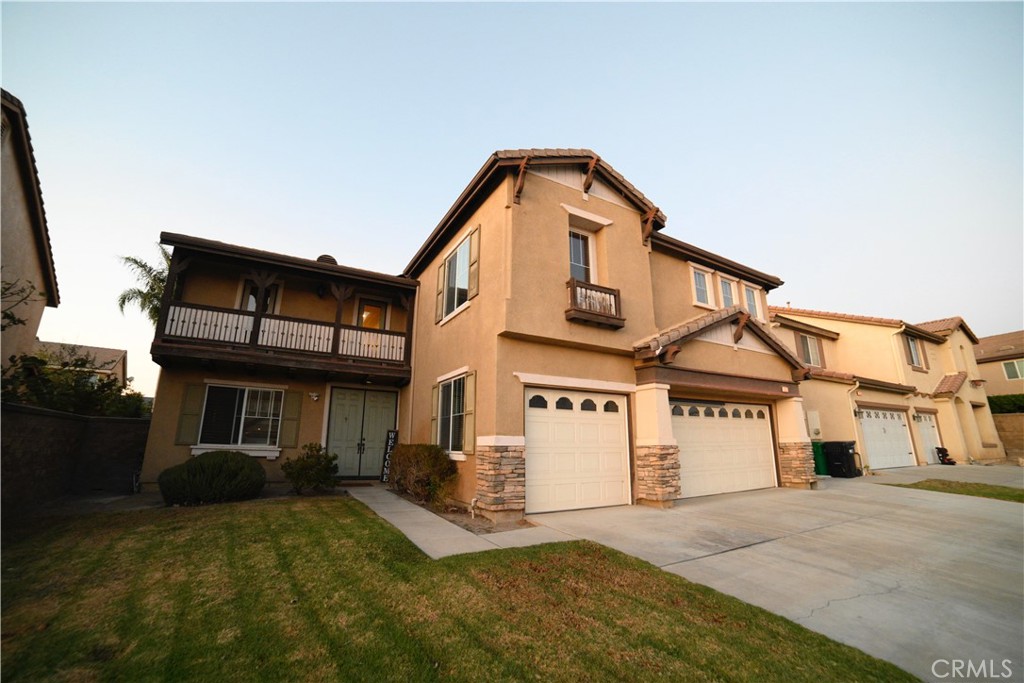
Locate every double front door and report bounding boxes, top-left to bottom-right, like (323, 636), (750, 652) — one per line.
(327, 389), (397, 478)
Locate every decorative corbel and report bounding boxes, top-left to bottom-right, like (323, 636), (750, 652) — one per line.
(513, 156), (531, 204)
(641, 207), (659, 245)
(733, 312), (751, 343)
(792, 367), (812, 382)
(330, 283), (354, 302)
(582, 155), (599, 194)
(661, 344), (683, 364)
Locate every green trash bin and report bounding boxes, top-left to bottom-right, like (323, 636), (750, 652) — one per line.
(812, 441), (828, 476)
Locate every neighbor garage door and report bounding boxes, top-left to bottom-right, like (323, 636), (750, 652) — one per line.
(858, 408), (915, 469)
(671, 401), (777, 499)
(524, 388), (630, 514)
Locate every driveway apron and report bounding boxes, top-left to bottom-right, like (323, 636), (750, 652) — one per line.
(529, 469), (1024, 682)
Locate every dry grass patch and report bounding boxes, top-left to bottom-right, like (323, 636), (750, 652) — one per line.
(2, 497), (914, 683)
(883, 479), (1024, 503)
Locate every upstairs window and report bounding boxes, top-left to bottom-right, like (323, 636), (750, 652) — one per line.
(1002, 360), (1023, 380)
(435, 228), (480, 323)
(693, 268), (713, 307)
(569, 231), (592, 283)
(358, 300), (386, 330)
(743, 285), (760, 319)
(904, 335), (928, 370)
(799, 333), (823, 367)
(720, 279), (735, 308)
(242, 281), (278, 314)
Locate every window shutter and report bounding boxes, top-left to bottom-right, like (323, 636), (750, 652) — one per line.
(463, 371), (476, 454)
(816, 337), (826, 369)
(435, 262), (445, 323)
(901, 335), (913, 365)
(430, 383), (439, 443)
(467, 227), (480, 300)
(175, 384), (206, 445)
(278, 391), (303, 448)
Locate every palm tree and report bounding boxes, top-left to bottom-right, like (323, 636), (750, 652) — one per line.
(117, 245), (171, 326)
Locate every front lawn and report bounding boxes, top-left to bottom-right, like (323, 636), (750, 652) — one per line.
(882, 478), (1024, 503)
(2, 497), (913, 682)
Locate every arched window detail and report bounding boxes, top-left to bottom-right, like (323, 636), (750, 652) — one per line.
(528, 395), (548, 409)
(732, 409), (741, 418)
(704, 407), (715, 417)
(603, 401), (619, 413)
(745, 409), (754, 419)
(718, 408), (728, 418)
(581, 399), (597, 412)
(688, 406), (700, 416)
(556, 397), (573, 410)
(756, 410), (766, 419)
(671, 405), (684, 416)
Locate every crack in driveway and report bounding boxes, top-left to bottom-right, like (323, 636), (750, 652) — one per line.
(791, 581), (903, 622)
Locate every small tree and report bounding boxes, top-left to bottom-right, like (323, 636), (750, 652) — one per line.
(117, 245), (170, 326)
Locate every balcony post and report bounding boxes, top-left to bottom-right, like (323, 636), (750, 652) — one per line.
(247, 271), (277, 348)
(329, 283), (353, 356)
(155, 250), (190, 341)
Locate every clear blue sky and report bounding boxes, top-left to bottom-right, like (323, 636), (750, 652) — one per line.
(3, 2), (1021, 396)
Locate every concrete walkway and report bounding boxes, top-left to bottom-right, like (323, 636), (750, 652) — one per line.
(345, 486), (573, 559)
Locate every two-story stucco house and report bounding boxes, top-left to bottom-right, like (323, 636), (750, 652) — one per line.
(141, 149), (818, 518)
(770, 308), (1006, 468)
(399, 149), (816, 521)
(140, 233), (417, 484)
(974, 331), (1024, 397)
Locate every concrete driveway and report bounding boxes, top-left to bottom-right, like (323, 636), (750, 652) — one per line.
(529, 465), (1024, 682)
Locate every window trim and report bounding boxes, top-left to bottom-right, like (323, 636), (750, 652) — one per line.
(436, 228), (479, 324)
(691, 265), (715, 309)
(434, 371), (475, 460)
(237, 279), (282, 315)
(719, 277), (736, 309)
(355, 296), (389, 330)
(904, 334), (929, 371)
(568, 229), (595, 284)
(742, 283), (761, 320)
(798, 333), (823, 367)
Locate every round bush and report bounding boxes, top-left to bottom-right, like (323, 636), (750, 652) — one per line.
(158, 450), (266, 506)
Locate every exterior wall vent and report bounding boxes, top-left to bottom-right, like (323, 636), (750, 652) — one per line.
(317, 254), (337, 265)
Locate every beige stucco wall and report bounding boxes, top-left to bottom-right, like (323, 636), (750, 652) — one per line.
(141, 368), (334, 486)
(1, 117), (51, 364)
(650, 252), (770, 331)
(666, 338), (796, 384)
(978, 359), (1024, 397)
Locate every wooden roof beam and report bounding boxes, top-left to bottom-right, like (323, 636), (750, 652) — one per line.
(582, 155), (599, 194)
(513, 156), (531, 204)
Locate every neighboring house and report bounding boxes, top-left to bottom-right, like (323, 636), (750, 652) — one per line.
(399, 149), (815, 521)
(139, 233), (417, 485)
(35, 341), (128, 385)
(770, 308), (1006, 467)
(973, 330), (1024, 397)
(1, 90), (59, 364)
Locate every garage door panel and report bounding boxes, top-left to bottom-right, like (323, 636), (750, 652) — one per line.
(858, 410), (915, 469)
(525, 388), (630, 514)
(673, 401), (777, 499)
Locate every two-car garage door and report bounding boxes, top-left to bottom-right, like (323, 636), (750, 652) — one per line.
(524, 388), (630, 514)
(671, 401), (777, 499)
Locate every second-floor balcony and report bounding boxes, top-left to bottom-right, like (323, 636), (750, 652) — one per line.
(565, 278), (625, 329)
(161, 303), (407, 363)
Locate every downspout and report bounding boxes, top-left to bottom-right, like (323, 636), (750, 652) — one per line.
(846, 378), (866, 473)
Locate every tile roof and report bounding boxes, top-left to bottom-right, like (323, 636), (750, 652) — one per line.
(768, 306), (945, 342)
(915, 316), (979, 344)
(973, 330), (1024, 362)
(808, 368), (855, 382)
(933, 372), (967, 396)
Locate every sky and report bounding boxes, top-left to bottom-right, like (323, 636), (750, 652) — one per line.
(3, 2), (1021, 397)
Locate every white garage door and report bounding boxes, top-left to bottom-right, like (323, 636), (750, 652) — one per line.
(916, 413), (942, 464)
(524, 388), (630, 514)
(858, 409), (915, 469)
(671, 401), (777, 499)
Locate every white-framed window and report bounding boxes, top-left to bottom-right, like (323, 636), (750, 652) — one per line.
(1003, 359), (1024, 380)
(798, 333), (822, 367)
(199, 385), (283, 446)
(692, 267), (714, 307)
(357, 298), (387, 330)
(435, 228), (479, 323)
(569, 230), (592, 283)
(438, 375), (466, 453)
(240, 280), (279, 314)
(720, 278), (735, 308)
(904, 335), (928, 370)
(743, 285), (760, 319)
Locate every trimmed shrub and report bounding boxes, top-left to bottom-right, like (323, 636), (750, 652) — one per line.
(158, 450), (266, 506)
(989, 394), (1024, 414)
(281, 442), (339, 494)
(388, 443), (457, 508)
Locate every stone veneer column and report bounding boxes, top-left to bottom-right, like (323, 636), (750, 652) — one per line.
(474, 440), (526, 523)
(778, 442), (817, 489)
(634, 444), (681, 507)
(775, 397), (817, 489)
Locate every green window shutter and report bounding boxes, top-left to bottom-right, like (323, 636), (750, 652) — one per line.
(278, 391), (303, 448)
(430, 383), (439, 443)
(435, 262), (445, 323)
(175, 384), (206, 445)
(463, 371), (476, 454)
(467, 227), (480, 300)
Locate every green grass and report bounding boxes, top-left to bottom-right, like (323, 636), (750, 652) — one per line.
(1, 497), (914, 682)
(883, 479), (1024, 503)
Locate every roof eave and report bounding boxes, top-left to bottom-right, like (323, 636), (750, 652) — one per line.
(651, 233), (784, 291)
